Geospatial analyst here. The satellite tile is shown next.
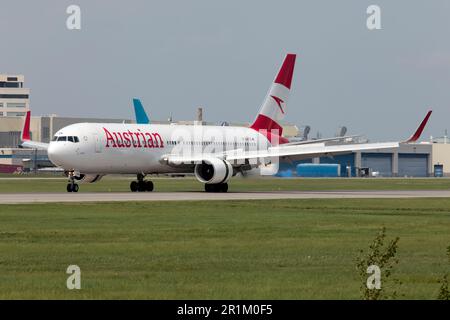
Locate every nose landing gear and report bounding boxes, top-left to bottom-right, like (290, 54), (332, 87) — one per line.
(66, 171), (79, 192)
(130, 173), (154, 192)
(67, 183), (79, 192)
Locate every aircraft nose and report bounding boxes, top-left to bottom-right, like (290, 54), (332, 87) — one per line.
(48, 143), (65, 167)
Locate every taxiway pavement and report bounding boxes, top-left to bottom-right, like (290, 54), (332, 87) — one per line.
(0, 190), (449, 204)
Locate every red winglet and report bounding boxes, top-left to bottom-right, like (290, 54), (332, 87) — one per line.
(405, 110), (432, 143)
(21, 111), (31, 141)
(274, 53), (296, 89)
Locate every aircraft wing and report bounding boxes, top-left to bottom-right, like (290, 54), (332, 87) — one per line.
(283, 134), (362, 146)
(161, 142), (399, 166)
(21, 140), (50, 150)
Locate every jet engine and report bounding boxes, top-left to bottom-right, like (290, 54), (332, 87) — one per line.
(194, 158), (233, 184)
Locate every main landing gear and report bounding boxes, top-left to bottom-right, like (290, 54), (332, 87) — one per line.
(205, 183), (228, 193)
(130, 173), (154, 192)
(66, 171), (79, 193)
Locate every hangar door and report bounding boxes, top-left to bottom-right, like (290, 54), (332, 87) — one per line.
(398, 154), (428, 177)
(320, 154), (355, 176)
(361, 153), (392, 177)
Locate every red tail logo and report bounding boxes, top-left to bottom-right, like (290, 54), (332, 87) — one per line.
(270, 95), (285, 114)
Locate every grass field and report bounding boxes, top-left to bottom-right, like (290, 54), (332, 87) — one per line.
(0, 176), (449, 193)
(0, 198), (449, 299)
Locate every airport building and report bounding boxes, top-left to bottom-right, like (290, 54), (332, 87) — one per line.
(0, 75), (30, 117)
(0, 114), (135, 148)
(0, 148), (50, 173)
(277, 142), (434, 178)
(431, 140), (450, 177)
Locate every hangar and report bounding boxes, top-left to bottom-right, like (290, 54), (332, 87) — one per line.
(278, 143), (434, 177)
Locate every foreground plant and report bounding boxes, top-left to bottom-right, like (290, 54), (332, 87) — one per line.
(437, 246), (450, 300)
(356, 227), (400, 300)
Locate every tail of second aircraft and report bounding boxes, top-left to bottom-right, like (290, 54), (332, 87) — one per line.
(250, 53), (296, 139)
(133, 98), (150, 124)
(20, 111), (49, 150)
(21, 110), (31, 141)
(404, 110), (432, 143)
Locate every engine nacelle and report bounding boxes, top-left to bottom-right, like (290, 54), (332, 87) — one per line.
(75, 174), (103, 183)
(194, 158), (233, 184)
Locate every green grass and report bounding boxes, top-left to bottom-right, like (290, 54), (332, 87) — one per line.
(0, 199), (449, 299)
(0, 176), (449, 193)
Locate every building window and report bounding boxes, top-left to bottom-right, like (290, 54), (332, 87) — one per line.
(6, 112), (26, 117)
(0, 94), (29, 99)
(42, 127), (50, 140)
(7, 77), (18, 81)
(6, 103), (26, 108)
(5, 82), (20, 88)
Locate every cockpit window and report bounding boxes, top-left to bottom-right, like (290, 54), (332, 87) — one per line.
(53, 136), (80, 143)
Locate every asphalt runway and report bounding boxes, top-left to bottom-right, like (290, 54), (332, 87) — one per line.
(0, 190), (449, 204)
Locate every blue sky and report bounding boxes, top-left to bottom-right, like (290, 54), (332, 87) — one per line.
(1, 0), (449, 140)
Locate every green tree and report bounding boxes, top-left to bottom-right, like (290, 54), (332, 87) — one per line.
(356, 227), (400, 300)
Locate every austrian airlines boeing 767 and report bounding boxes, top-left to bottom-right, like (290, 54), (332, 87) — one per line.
(22, 54), (403, 192)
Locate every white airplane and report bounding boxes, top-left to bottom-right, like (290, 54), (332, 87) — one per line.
(21, 53), (401, 193)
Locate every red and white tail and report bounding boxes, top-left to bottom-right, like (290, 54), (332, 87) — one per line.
(20, 111), (50, 150)
(250, 53), (296, 137)
(21, 111), (31, 141)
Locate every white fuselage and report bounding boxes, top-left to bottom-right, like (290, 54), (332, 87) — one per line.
(48, 123), (271, 174)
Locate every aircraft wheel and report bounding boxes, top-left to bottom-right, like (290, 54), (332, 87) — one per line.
(220, 183), (228, 193)
(137, 181), (147, 192)
(130, 181), (138, 192)
(205, 184), (213, 192)
(205, 183), (227, 192)
(66, 183), (79, 192)
(145, 181), (154, 192)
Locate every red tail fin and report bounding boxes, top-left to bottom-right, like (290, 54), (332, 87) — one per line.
(405, 110), (432, 143)
(274, 54), (296, 89)
(21, 111), (31, 141)
(250, 54), (296, 139)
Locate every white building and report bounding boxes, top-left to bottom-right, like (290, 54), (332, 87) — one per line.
(0, 75), (30, 117)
